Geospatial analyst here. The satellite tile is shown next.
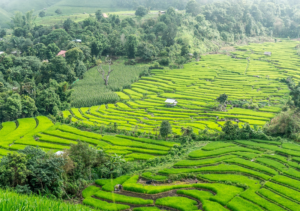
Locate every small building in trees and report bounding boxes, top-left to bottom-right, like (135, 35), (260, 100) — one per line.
(159, 11), (166, 15)
(165, 99), (178, 107)
(57, 50), (67, 57)
(72, 39), (82, 43)
(264, 52), (272, 56)
(102, 13), (109, 18)
(0, 51), (4, 55)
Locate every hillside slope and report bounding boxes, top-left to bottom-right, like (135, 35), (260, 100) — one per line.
(44, 0), (123, 15)
(0, 7), (11, 27)
(0, 0), (60, 13)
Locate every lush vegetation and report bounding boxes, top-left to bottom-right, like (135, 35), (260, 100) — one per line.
(1, 0), (300, 210)
(76, 140), (300, 210)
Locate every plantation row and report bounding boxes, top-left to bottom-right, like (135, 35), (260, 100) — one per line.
(81, 140), (300, 211)
(0, 117), (178, 161)
(64, 41), (300, 135)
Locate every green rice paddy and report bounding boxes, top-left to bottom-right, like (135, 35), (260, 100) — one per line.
(82, 140), (300, 211)
(1, 41), (300, 210)
(68, 41), (300, 135)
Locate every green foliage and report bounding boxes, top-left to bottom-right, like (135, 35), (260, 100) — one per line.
(66, 141), (98, 180)
(135, 6), (148, 17)
(0, 188), (94, 210)
(160, 120), (172, 138)
(39, 11), (46, 18)
(95, 10), (102, 21)
(0, 153), (31, 187)
(264, 110), (300, 138)
(55, 9), (62, 15)
(126, 35), (138, 59)
(186, 0), (200, 16)
(217, 94), (228, 104)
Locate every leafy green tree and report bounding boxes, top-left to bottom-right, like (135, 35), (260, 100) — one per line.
(0, 93), (22, 121)
(49, 56), (76, 83)
(63, 18), (74, 32)
(95, 153), (130, 178)
(186, 0), (200, 16)
(181, 45), (189, 56)
(21, 95), (37, 118)
(66, 141), (98, 180)
(0, 29), (6, 38)
(137, 42), (156, 61)
(95, 10), (103, 21)
(36, 86), (61, 115)
(42, 29), (71, 49)
(126, 35), (138, 59)
(290, 82), (300, 107)
(33, 43), (47, 60)
(55, 9), (62, 15)
(217, 93), (228, 104)
(162, 23), (177, 46)
(0, 153), (31, 187)
(18, 147), (66, 197)
(91, 35), (108, 58)
(135, 6), (148, 17)
(222, 121), (239, 140)
(46, 43), (60, 60)
(65, 47), (84, 65)
(160, 120), (172, 138)
(39, 11), (46, 18)
(75, 61), (87, 78)
(10, 10), (36, 30)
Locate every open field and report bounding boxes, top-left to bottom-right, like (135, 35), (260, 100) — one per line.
(68, 41), (300, 134)
(82, 140), (300, 211)
(35, 11), (160, 26)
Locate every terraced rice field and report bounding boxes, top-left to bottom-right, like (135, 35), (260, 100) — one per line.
(83, 140), (300, 211)
(67, 41), (300, 134)
(0, 117), (178, 161)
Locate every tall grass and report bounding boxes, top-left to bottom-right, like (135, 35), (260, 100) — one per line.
(0, 189), (94, 211)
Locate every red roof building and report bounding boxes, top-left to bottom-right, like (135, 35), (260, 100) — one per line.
(57, 50), (67, 57)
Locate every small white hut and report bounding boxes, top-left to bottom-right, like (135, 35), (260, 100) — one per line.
(165, 99), (178, 107)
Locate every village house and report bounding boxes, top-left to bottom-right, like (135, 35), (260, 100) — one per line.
(57, 50), (67, 57)
(165, 99), (178, 107)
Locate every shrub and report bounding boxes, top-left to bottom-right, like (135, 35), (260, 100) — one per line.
(264, 110), (300, 138)
(159, 58), (169, 66)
